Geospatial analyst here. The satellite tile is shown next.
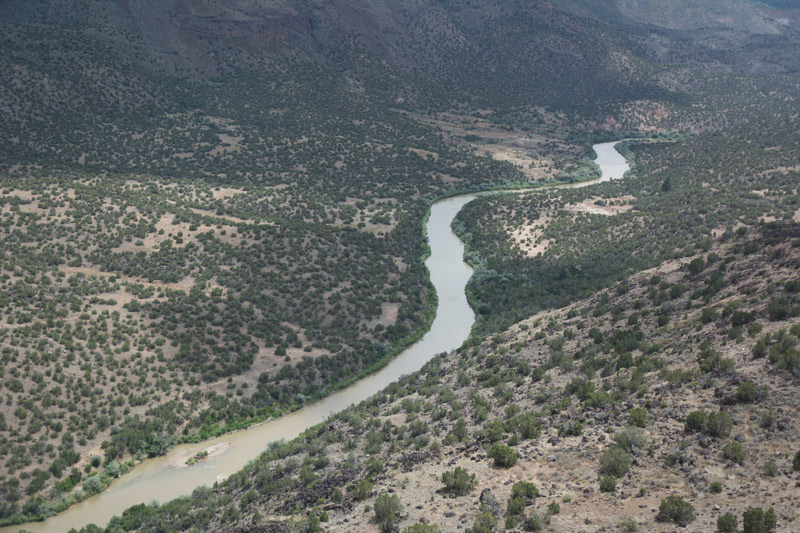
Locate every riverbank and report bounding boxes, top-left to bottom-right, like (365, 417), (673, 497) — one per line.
(0, 141), (632, 533)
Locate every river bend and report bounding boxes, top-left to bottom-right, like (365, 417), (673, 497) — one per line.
(3, 141), (629, 532)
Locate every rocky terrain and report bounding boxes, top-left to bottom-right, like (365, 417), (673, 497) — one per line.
(98, 222), (800, 532)
(1, 1), (799, 530)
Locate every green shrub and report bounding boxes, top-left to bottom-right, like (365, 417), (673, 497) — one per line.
(599, 447), (632, 478)
(515, 413), (542, 440)
(403, 525), (441, 533)
(655, 495), (696, 526)
(685, 411), (707, 433)
(489, 444), (518, 468)
(441, 467), (476, 496)
(511, 481), (539, 499)
(507, 496), (526, 516)
(688, 257), (706, 276)
(762, 459), (778, 477)
(753, 338), (767, 358)
(599, 474), (616, 492)
(742, 507), (777, 533)
(612, 427), (648, 453)
(722, 441), (746, 465)
(374, 494), (402, 533)
(351, 479), (372, 501)
(731, 310), (756, 327)
(627, 407), (648, 428)
(701, 307), (720, 324)
(767, 298), (790, 321)
(717, 512), (738, 533)
(452, 418), (468, 442)
(547, 502), (560, 515)
(736, 381), (758, 403)
(617, 518), (639, 532)
(793, 449), (800, 471)
(706, 411), (733, 438)
(472, 511), (498, 533)
(710, 481), (724, 493)
(559, 420), (583, 436)
(525, 511), (547, 531)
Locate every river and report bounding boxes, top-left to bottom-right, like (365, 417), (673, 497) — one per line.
(3, 141), (629, 532)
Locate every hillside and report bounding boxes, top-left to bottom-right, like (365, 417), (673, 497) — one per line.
(1, 0), (799, 530)
(91, 218), (800, 532)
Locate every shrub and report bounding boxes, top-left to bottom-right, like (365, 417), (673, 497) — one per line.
(489, 444), (518, 468)
(793, 449), (800, 471)
(598, 474), (616, 492)
(742, 507), (777, 533)
(736, 381), (758, 403)
(505, 515), (519, 529)
(688, 257), (706, 276)
(547, 502), (560, 515)
(453, 418), (468, 442)
(559, 420), (583, 437)
(374, 494), (402, 533)
(685, 411), (707, 433)
(701, 307), (720, 324)
(710, 481), (724, 493)
(763, 459), (778, 477)
(351, 479), (372, 501)
(706, 411), (733, 438)
(717, 512), (738, 533)
(441, 467), (476, 496)
(515, 413), (542, 440)
(613, 427), (648, 453)
(722, 441), (746, 465)
(753, 338), (767, 358)
(525, 511), (547, 531)
(403, 525), (441, 533)
(472, 511), (497, 533)
(507, 496), (526, 516)
(511, 481), (539, 499)
(599, 447), (632, 478)
(655, 495), (696, 526)
(767, 298), (790, 321)
(627, 407), (648, 428)
(617, 518), (639, 532)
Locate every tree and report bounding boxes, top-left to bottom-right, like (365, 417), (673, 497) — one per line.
(511, 481), (538, 499)
(599, 474), (616, 493)
(717, 512), (738, 533)
(374, 494), (402, 533)
(685, 411), (707, 433)
(488, 444), (517, 467)
(350, 479), (372, 501)
(722, 441), (746, 465)
(655, 496), (696, 526)
(688, 257), (705, 276)
(742, 507), (776, 533)
(441, 467), (476, 496)
(736, 381), (758, 403)
(599, 447), (631, 478)
(627, 407), (648, 428)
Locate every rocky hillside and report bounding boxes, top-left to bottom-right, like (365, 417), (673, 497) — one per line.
(1, 1), (799, 530)
(95, 220), (800, 532)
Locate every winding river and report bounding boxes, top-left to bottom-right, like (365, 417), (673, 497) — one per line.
(3, 141), (629, 532)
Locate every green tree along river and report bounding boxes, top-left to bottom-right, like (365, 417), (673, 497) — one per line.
(1, 142), (628, 532)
